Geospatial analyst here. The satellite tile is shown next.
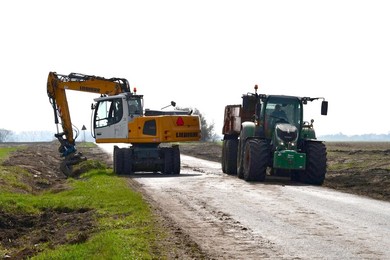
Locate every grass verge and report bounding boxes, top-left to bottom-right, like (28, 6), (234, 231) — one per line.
(0, 147), (166, 259)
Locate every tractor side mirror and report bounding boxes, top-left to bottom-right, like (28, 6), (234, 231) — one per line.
(321, 101), (328, 115)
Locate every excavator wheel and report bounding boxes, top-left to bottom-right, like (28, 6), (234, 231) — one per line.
(163, 147), (173, 174)
(123, 148), (133, 174)
(163, 146), (181, 175)
(113, 146), (125, 175)
(172, 145), (180, 175)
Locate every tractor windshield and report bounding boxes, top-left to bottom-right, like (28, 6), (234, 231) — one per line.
(264, 96), (302, 139)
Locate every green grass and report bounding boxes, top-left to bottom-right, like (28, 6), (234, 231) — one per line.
(32, 170), (158, 259)
(0, 146), (165, 259)
(0, 146), (19, 161)
(0, 147), (32, 193)
(76, 142), (97, 148)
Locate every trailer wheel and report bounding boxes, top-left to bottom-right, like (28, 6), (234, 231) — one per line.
(113, 146), (125, 175)
(123, 148), (133, 174)
(221, 140), (227, 173)
(298, 141), (327, 185)
(172, 146), (180, 175)
(243, 139), (269, 182)
(225, 139), (238, 175)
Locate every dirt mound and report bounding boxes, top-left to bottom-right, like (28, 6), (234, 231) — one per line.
(0, 142), (110, 259)
(0, 208), (95, 259)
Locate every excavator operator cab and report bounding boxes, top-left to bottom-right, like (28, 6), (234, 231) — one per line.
(127, 95), (143, 117)
(92, 93), (144, 141)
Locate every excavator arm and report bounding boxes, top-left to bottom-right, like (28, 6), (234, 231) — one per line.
(47, 71), (132, 174)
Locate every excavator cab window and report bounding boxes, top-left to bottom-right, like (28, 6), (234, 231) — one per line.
(127, 97), (143, 115)
(94, 98), (123, 128)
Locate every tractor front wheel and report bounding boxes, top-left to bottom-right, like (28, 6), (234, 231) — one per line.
(298, 141), (327, 185)
(243, 139), (270, 182)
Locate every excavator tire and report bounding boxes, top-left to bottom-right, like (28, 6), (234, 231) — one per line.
(123, 148), (133, 174)
(297, 141), (327, 185)
(113, 146), (125, 175)
(243, 139), (269, 182)
(225, 139), (238, 175)
(163, 146), (181, 175)
(163, 147), (173, 174)
(172, 145), (180, 175)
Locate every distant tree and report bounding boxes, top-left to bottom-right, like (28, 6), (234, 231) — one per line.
(166, 106), (218, 142)
(0, 129), (13, 142)
(192, 108), (218, 142)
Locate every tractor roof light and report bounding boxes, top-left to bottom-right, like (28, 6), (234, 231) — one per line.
(133, 87), (137, 94)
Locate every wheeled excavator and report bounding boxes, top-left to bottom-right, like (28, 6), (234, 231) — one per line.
(47, 72), (201, 176)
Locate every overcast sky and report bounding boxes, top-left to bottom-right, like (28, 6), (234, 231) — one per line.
(1, 0), (390, 137)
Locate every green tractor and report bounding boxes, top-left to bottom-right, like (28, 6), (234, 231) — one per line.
(221, 85), (328, 185)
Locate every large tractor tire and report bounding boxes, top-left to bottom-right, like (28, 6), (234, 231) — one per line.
(225, 139), (238, 175)
(243, 139), (270, 182)
(221, 140), (227, 173)
(113, 146), (125, 175)
(298, 141), (327, 185)
(237, 138), (245, 179)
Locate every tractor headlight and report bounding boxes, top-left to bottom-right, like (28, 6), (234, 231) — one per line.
(275, 123), (298, 149)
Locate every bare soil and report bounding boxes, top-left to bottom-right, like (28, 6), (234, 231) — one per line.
(1, 141), (389, 259)
(179, 141), (390, 201)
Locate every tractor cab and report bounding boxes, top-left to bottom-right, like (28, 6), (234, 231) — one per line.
(258, 96), (302, 141)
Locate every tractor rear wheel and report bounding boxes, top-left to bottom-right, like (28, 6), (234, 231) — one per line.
(237, 138), (245, 179)
(298, 141), (327, 185)
(225, 139), (238, 175)
(243, 139), (269, 181)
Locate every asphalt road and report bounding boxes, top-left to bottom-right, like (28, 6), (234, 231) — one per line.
(98, 145), (390, 259)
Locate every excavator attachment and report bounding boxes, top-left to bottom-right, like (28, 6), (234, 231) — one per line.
(54, 132), (87, 176)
